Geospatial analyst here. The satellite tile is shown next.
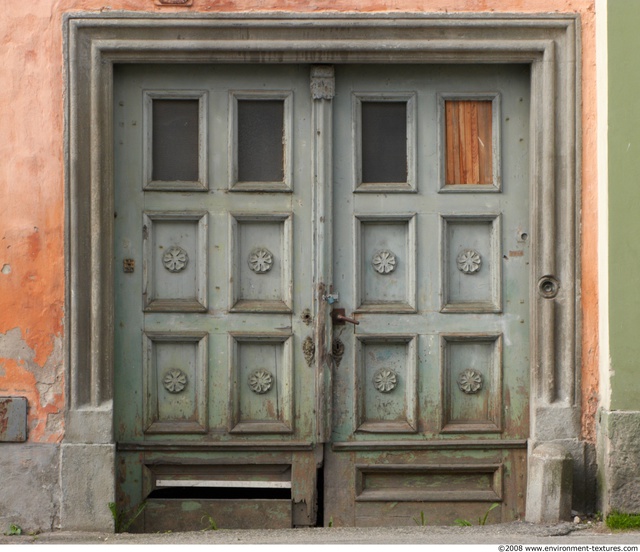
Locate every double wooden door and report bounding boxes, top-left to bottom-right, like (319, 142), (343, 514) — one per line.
(114, 62), (530, 530)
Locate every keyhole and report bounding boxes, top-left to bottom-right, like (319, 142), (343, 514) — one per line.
(301, 309), (313, 326)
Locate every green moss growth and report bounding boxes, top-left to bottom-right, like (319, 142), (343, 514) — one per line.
(606, 511), (640, 530)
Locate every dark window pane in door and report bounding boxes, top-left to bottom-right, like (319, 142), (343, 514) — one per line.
(361, 101), (407, 183)
(237, 100), (284, 183)
(152, 99), (200, 182)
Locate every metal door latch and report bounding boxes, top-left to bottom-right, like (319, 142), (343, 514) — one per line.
(331, 308), (360, 326)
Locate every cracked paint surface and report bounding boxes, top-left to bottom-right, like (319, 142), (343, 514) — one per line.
(0, 0), (598, 444)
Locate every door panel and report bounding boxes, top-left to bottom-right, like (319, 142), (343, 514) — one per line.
(325, 64), (530, 526)
(114, 64), (318, 531)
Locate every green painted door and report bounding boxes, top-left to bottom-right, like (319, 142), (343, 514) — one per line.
(114, 62), (531, 530)
(325, 64), (530, 526)
(113, 64), (319, 531)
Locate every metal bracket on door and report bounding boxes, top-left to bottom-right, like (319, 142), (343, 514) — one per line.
(323, 293), (340, 305)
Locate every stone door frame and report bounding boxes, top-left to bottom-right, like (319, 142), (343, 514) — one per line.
(64, 12), (581, 530)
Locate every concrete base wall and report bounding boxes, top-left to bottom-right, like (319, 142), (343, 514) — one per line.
(0, 442), (116, 533)
(60, 444), (115, 532)
(597, 409), (640, 515)
(0, 444), (61, 532)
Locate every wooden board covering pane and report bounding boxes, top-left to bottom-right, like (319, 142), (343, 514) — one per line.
(445, 100), (493, 185)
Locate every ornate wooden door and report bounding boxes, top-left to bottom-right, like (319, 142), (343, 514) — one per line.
(114, 62), (531, 530)
(324, 64), (531, 526)
(113, 64), (320, 531)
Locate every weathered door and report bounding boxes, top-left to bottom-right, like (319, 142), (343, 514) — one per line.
(113, 64), (320, 531)
(114, 62), (531, 530)
(324, 64), (531, 526)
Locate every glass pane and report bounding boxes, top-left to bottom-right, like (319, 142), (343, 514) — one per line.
(445, 100), (493, 185)
(152, 99), (200, 182)
(361, 101), (407, 183)
(237, 100), (285, 183)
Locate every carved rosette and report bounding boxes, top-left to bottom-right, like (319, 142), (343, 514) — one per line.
(373, 368), (398, 393)
(457, 369), (483, 394)
(163, 369), (187, 393)
(163, 246), (189, 273)
(372, 250), (397, 275)
(457, 249), (482, 274)
(303, 336), (315, 367)
(248, 248), (274, 274)
(248, 369), (273, 394)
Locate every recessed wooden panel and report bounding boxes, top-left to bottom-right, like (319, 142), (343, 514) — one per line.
(355, 463), (502, 502)
(143, 332), (208, 434)
(229, 213), (292, 313)
(229, 91), (292, 192)
(355, 214), (416, 313)
(438, 93), (501, 192)
(355, 335), (417, 433)
(440, 333), (502, 433)
(441, 214), (501, 313)
(144, 499), (292, 531)
(143, 211), (208, 312)
(229, 333), (293, 434)
(353, 93), (416, 193)
(143, 90), (208, 191)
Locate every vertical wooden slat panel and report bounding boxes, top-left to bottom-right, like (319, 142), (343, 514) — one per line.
(445, 100), (493, 185)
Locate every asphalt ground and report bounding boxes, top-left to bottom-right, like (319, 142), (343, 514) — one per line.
(2, 521), (640, 546)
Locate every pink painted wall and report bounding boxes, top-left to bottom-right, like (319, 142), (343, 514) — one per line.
(0, 0), (598, 442)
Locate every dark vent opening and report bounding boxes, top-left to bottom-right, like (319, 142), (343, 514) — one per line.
(315, 467), (324, 527)
(147, 486), (291, 500)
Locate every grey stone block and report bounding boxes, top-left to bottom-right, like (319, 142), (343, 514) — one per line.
(598, 409), (640, 514)
(60, 443), (115, 531)
(0, 443), (60, 532)
(526, 443), (573, 523)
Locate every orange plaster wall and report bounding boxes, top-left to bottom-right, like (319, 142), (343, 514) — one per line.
(0, 0), (598, 442)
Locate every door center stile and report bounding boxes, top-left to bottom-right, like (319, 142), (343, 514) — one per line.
(310, 65), (336, 445)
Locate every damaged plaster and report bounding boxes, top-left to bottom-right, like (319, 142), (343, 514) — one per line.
(0, 328), (64, 442)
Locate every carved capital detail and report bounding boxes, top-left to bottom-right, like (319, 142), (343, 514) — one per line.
(310, 65), (335, 100)
(372, 250), (397, 274)
(248, 369), (273, 394)
(373, 368), (398, 393)
(457, 369), (483, 394)
(457, 249), (482, 274)
(248, 248), (274, 274)
(163, 246), (189, 273)
(163, 369), (187, 393)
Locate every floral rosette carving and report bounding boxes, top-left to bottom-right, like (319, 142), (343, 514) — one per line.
(163, 369), (187, 393)
(372, 250), (397, 275)
(248, 248), (274, 274)
(248, 369), (273, 394)
(373, 368), (398, 393)
(457, 369), (483, 394)
(457, 249), (482, 275)
(163, 246), (189, 273)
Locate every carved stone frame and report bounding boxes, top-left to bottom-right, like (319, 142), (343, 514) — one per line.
(64, 13), (581, 529)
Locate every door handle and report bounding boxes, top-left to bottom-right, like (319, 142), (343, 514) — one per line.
(331, 308), (360, 326)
